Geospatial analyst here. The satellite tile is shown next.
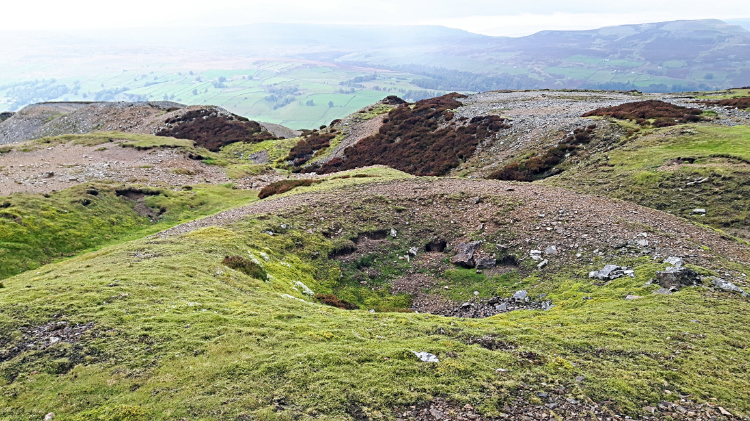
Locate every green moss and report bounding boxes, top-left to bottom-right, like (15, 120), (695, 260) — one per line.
(0, 183), (257, 280)
(0, 211), (748, 420)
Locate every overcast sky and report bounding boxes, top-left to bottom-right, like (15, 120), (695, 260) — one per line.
(4, 0), (749, 36)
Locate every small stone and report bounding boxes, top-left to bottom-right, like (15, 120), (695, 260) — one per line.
(408, 247), (418, 257)
(530, 250), (543, 261)
(390, 228), (398, 238)
(512, 290), (528, 302)
(653, 287), (673, 295)
(544, 245), (558, 255)
(625, 295), (642, 300)
(496, 368), (508, 373)
(693, 208), (706, 214)
(719, 407), (732, 416)
(637, 239), (649, 247)
(411, 351), (439, 362)
(44, 414), (55, 421)
(537, 259), (548, 269)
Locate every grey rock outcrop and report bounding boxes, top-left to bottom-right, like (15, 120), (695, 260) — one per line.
(450, 241), (482, 268)
(656, 266), (701, 289)
(711, 277), (747, 296)
(589, 265), (635, 281)
(475, 256), (497, 269)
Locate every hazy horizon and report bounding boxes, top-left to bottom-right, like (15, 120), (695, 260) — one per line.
(3, 0), (749, 37)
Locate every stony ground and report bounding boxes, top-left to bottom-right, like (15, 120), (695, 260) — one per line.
(452, 90), (750, 178)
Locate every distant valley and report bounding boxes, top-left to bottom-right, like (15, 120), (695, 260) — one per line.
(1, 19), (749, 129)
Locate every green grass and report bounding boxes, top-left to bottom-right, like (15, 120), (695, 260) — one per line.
(29, 132), (196, 152)
(219, 137), (301, 167)
(1, 195), (749, 420)
(0, 183), (257, 280)
(544, 124), (750, 239)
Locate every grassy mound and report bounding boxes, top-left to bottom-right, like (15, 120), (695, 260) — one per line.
(258, 179), (322, 199)
(156, 109), (277, 152)
(544, 124), (750, 240)
(0, 183), (257, 280)
(0, 184), (749, 420)
(582, 100), (703, 127)
(309, 94), (511, 176)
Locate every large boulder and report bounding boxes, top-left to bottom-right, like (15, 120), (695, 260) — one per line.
(656, 266), (701, 289)
(450, 241), (482, 268)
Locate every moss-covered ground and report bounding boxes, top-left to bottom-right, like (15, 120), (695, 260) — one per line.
(0, 183), (257, 280)
(1, 181), (749, 420)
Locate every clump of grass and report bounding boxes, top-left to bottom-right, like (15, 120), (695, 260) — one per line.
(314, 293), (358, 309)
(170, 168), (196, 176)
(258, 179), (322, 199)
(222, 255), (267, 281)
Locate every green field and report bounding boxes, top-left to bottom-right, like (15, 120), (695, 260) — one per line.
(0, 60), (452, 130)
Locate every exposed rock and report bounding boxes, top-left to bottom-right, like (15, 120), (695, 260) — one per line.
(44, 413), (54, 421)
(589, 265), (634, 281)
(537, 259), (548, 269)
(475, 256), (496, 269)
(512, 290), (529, 302)
(711, 277), (747, 296)
(412, 351), (439, 362)
(408, 247), (419, 257)
(450, 241), (482, 268)
(653, 287), (674, 295)
(529, 250), (543, 261)
(390, 228), (398, 238)
(625, 295), (642, 300)
(663, 256), (684, 267)
(693, 208), (706, 214)
(544, 245), (558, 255)
(656, 266), (701, 289)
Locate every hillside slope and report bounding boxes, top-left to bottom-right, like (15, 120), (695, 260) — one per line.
(1, 175), (749, 420)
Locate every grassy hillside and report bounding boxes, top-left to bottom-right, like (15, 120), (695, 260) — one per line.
(545, 124), (750, 240)
(0, 183), (258, 280)
(1, 177), (749, 420)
